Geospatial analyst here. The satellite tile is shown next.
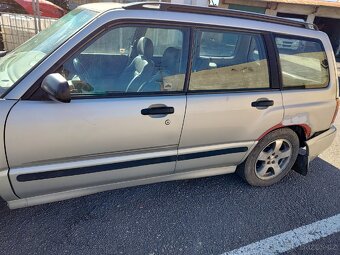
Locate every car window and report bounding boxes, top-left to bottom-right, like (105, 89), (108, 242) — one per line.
(190, 29), (270, 91)
(83, 27), (136, 55)
(145, 28), (183, 56)
(275, 36), (330, 89)
(59, 25), (190, 96)
(199, 31), (239, 57)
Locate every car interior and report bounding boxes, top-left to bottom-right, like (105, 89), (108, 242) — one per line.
(60, 26), (189, 95)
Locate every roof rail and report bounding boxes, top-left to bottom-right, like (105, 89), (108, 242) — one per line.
(123, 2), (318, 30)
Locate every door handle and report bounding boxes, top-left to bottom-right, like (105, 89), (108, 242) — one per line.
(141, 106), (174, 116)
(251, 99), (274, 109)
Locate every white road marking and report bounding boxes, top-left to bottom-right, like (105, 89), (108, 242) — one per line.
(221, 213), (340, 255)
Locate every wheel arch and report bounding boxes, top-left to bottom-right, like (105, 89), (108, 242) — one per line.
(258, 124), (310, 147)
(287, 125), (307, 147)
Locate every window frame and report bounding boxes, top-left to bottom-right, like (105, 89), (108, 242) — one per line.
(187, 26), (278, 94)
(25, 20), (193, 100)
(67, 23), (190, 98)
(273, 33), (330, 90)
(24, 20), (285, 100)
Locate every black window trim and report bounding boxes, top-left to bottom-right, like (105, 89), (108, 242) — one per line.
(273, 33), (330, 90)
(24, 20), (287, 100)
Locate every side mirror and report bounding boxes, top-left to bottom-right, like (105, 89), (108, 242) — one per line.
(0, 51), (7, 57)
(41, 73), (71, 103)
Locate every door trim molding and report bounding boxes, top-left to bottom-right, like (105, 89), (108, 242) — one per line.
(16, 146), (249, 182)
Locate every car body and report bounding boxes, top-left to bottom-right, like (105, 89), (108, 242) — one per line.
(0, 2), (338, 209)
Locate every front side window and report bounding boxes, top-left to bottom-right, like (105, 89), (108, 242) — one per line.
(145, 28), (184, 56)
(189, 29), (270, 91)
(83, 27), (136, 55)
(59, 25), (189, 95)
(275, 36), (330, 89)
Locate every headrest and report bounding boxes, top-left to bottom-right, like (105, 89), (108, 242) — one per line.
(161, 47), (181, 73)
(137, 37), (154, 59)
(162, 47), (180, 61)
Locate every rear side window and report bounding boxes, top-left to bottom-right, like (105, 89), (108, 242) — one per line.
(189, 29), (270, 91)
(275, 36), (330, 89)
(199, 31), (239, 57)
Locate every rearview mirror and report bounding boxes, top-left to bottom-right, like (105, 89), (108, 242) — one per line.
(41, 73), (71, 103)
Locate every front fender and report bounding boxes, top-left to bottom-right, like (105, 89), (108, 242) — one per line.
(0, 99), (19, 202)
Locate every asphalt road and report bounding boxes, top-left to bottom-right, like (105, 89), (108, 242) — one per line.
(0, 117), (339, 255)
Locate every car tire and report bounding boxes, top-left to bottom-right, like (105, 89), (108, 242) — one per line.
(237, 128), (300, 186)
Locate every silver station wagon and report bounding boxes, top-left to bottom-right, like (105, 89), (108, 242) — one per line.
(0, 2), (338, 209)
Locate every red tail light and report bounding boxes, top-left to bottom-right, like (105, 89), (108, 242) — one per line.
(331, 98), (339, 124)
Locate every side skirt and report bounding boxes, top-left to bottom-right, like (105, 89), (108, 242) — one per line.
(8, 165), (236, 209)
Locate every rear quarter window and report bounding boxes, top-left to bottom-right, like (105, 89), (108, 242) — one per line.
(275, 36), (330, 89)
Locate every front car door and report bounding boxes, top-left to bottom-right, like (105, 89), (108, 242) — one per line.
(6, 24), (190, 198)
(176, 28), (284, 173)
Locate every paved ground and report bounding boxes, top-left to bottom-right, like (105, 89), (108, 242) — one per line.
(0, 117), (339, 255)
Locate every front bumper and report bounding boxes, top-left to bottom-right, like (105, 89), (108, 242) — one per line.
(294, 125), (337, 175)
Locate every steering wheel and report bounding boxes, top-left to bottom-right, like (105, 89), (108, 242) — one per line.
(72, 57), (95, 92)
(73, 58), (91, 84)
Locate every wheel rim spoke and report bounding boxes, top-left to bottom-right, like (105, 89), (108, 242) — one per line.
(255, 138), (292, 180)
(273, 139), (284, 154)
(257, 164), (270, 177)
(278, 149), (291, 160)
(258, 151), (270, 161)
(272, 164), (282, 175)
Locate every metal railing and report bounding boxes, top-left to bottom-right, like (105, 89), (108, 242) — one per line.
(0, 1), (158, 51)
(0, 12), (56, 51)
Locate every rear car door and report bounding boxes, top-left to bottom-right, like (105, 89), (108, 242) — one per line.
(6, 24), (190, 198)
(176, 28), (284, 173)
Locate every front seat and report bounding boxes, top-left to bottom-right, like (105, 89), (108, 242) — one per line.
(117, 37), (155, 92)
(160, 47), (181, 76)
(139, 47), (181, 92)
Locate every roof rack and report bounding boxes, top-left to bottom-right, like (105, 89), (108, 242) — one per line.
(123, 2), (318, 30)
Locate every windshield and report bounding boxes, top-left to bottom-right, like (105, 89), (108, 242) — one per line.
(0, 8), (97, 97)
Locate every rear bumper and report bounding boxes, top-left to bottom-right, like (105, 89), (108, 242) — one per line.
(307, 125), (337, 160)
(293, 125), (337, 175)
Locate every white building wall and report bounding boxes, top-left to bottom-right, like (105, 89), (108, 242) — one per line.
(171, 0), (208, 7)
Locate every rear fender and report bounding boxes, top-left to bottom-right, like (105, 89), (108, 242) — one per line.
(293, 125), (337, 175)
